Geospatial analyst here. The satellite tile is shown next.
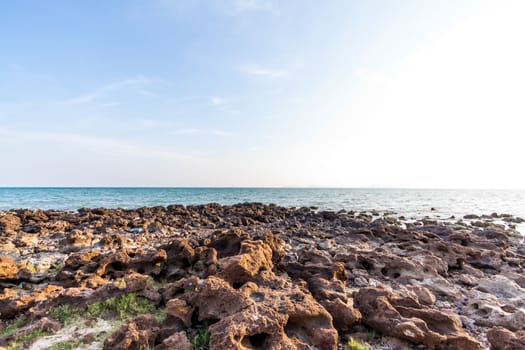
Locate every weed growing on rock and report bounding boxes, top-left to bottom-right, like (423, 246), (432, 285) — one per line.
(86, 293), (156, 319)
(344, 337), (373, 350)
(0, 316), (25, 336)
(155, 309), (168, 324)
(189, 328), (210, 350)
(49, 305), (75, 325)
(48, 338), (83, 350)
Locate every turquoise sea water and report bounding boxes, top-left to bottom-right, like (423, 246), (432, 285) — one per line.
(1, 188), (525, 220)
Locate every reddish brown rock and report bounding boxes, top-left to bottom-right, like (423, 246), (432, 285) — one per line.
(166, 298), (192, 327)
(0, 213), (21, 232)
(0, 256), (18, 280)
(103, 314), (159, 350)
(355, 287), (483, 350)
(487, 326), (525, 350)
(160, 331), (192, 350)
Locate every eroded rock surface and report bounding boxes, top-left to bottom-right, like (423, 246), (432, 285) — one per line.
(1, 204), (524, 349)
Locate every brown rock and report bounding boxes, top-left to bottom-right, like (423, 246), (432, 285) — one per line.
(103, 314), (159, 350)
(166, 298), (193, 327)
(0, 213), (21, 232)
(217, 239), (273, 286)
(0, 256), (18, 279)
(161, 331), (192, 350)
(355, 287), (483, 350)
(487, 326), (525, 350)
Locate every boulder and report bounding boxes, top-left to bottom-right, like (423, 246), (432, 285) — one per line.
(355, 287), (483, 350)
(487, 326), (525, 350)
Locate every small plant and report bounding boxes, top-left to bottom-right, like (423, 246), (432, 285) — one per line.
(189, 328), (210, 350)
(0, 316), (26, 336)
(49, 304), (75, 325)
(86, 293), (156, 319)
(344, 337), (373, 350)
(146, 276), (167, 288)
(49, 339), (83, 350)
(155, 309), (168, 324)
(367, 330), (377, 342)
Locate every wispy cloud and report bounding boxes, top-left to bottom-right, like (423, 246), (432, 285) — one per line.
(173, 128), (236, 137)
(239, 64), (288, 78)
(210, 96), (227, 105)
(58, 76), (152, 105)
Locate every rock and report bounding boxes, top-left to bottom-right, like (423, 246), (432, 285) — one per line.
(477, 275), (525, 307)
(0, 317), (60, 345)
(103, 314), (159, 350)
(355, 287), (483, 350)
(217, 239), (274, 287)
(406, 285), (436, 306)
(0, 256), (18, 279)
(166, 298), (192, 327)
(463, 297), (525, 331)
(487, 326), (525, 350)
(0, 213), (21, 232)
(161, 331), (192, 350)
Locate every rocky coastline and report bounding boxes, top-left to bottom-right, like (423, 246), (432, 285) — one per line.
(1, 203), (525, 350)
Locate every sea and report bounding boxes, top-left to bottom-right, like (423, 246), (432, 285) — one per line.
(1, 188), (524, 221)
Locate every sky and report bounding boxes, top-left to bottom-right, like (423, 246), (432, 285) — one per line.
(1, 0), (524, 188)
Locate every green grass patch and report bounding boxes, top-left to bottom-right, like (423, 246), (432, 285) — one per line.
(155, 309), (168, 324)
(48, 339), (83, 350)
(0, 316), (26, 336)
(344, 337), (373, 350)
(49, 305), (75, 325)
(189, 329), (210, 350)
(86, 293), (156, 319)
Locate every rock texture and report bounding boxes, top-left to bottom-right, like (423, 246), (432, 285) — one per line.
(1, 204), (524, 349)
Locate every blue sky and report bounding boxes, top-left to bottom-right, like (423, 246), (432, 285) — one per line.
(1, 0), (524, 187)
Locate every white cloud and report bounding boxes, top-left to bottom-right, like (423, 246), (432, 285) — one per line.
(0, 127), (201, 162)
(210, 96), (226, 105)
(59, 76), (151, 105)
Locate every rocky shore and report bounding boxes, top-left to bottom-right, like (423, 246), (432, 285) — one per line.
(1, 203), (525, 350)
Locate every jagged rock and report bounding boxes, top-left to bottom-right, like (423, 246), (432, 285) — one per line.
(0, 285), (64, 319)
(0, 256), (18, 279)
(160, 331), (192, 350)
(166, 298), (192, 327)
(463, 297), (525, 331)
(355, 287), (483, 350)
(217, 239), (274, 286)
(487, 326), (525, 350)
(0, 213), (21, 232)
(477, 275), (525, 307)
(103, 314), (159, 350)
